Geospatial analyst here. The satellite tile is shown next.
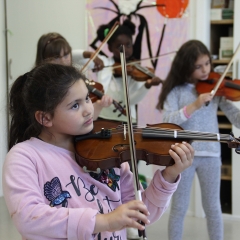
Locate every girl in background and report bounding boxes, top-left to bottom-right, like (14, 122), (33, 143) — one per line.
(3, 63), (194, 240)
(73, 19), (162, 123)
(35, 32), (111, 120)
(35, 32), (104, 70)
(157, 40), (240, 240)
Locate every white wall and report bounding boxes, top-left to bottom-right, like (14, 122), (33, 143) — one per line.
(0, 1), (8, 197)
(231, 0), (240, 218)
(6, 0), (88, 86)
(189, 0), (211, 46)
(188, 0), (211, 218)
(0, 0), (87, 197)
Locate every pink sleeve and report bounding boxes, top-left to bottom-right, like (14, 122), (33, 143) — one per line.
(3, 149), (98, 240)
(119, 163), (180, 225)
(142, 169), (180, 223)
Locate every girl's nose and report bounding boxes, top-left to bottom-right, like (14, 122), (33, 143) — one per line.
(202, 66), (207, 73)
(83, 101), (93, 117)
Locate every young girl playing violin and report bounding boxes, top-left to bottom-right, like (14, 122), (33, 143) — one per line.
(35, 32), (112, 120)
(73, 19), (162, 123)
(157, 40), (240, 240)
(3, 63), (194, 240)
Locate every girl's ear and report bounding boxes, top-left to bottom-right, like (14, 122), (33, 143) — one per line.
(35, 111), (53, 127)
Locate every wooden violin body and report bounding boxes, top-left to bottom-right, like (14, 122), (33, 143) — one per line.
(113, 62), (155, 81)
(196, 72), (240, 101)
(75, 123), (177, 172)
(74, 122), (240, 173)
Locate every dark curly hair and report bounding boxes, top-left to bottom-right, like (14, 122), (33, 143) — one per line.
(97, 19), (135, 46)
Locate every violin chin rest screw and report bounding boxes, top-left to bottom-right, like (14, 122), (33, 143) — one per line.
(83, 166), (101, 174)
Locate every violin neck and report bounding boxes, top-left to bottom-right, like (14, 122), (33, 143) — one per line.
(225, 80), (240, 90)
(142, 128), (235, 144)
(133, 63), (155, 78)
(87, 85), (103, 99)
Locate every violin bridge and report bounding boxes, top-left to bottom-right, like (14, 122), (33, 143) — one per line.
(124, 124), (126, 140)
(83, 166), (101, 174)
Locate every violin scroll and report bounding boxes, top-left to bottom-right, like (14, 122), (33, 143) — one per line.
(228, 132), (240, 154)
(83, 76), (126, 116)
(85, 79), (104, 103)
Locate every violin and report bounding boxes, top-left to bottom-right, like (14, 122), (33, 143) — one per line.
(196, 43), (240, 105)
(113, 61), (156, 81)
(83, 77), (126, 116)
(74, 122), (240, 173)
(196, 72), (240, 101)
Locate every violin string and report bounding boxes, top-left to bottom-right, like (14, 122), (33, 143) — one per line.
(109, 126), (231, 141)
(149, 129), (231, 141)
(107, 124), (227, 138)
(146, 128), (219, 137)
(103, 50), (177, 69)
(132, 63), (155, 78)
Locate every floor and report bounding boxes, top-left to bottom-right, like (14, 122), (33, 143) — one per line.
(1, 196), (240, 240)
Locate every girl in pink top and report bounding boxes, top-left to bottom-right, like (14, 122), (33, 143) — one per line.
(3, 63), (194, 240)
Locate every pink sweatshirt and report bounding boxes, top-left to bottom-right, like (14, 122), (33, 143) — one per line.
(3, 137), (180, 240)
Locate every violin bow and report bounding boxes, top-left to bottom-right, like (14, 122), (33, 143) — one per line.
(120, 45), (147, 240)
(93, 50), (177, 71)
(210, 42), (240, 98)
(81, 21), (119, 74)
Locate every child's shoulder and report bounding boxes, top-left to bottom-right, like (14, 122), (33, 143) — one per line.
(7, 138), (45, 160)
(7, 137), (69, 160)
(9, 137), (35, 150)
(6, 137), (74, 167)
(172, 83), (194, 93)
(5, 138), (42, 168)
(10, 137), (44, 150)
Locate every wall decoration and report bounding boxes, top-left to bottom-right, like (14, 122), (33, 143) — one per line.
(86, 0), (190, 125)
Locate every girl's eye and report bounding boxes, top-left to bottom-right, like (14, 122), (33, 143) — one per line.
(86, 93), (91, 102)
(72, 103), (79, 110)
(195, 65), (201, 69)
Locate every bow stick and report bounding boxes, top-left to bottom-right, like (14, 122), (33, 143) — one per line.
(211, 43), (240, 97)
(81, 21), (119, 73)
(120, 45), (147, 240)
(205, 42), (240, 107)
(92, 50), (177, 71)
